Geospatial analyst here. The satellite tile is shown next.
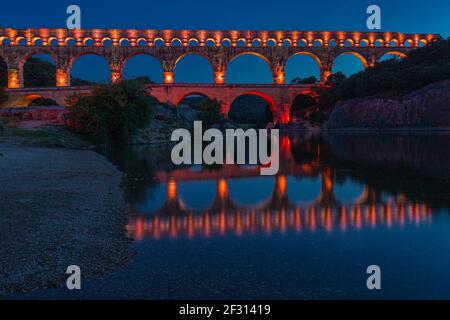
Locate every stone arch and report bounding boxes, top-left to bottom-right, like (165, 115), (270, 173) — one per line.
(69, 53), (111, 84)
(123, 52), (163, 83)
(226, 52), (272, 84)
(228, 90), (277, 120)
(285, 52), (322, 83)
(334, 51), (368, 69)
(174, 53), (214, 83)
(19, 52), (57, 87)
(20, 94), (44, 106)
(379, 51), (408, 62)
(177, 92), (214, 106)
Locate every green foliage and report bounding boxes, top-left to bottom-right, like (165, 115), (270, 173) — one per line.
(291, 76), (318, 84)
(324, 71), (346, 85)
(197, 98), (223, 127)
(23, 57), (56, 87)
(68, 80), (155, 144)
(320, 39), (450, 109)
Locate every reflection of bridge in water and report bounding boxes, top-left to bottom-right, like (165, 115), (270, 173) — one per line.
(127, 165), (432, 240)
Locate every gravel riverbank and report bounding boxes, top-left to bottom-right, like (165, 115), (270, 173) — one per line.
(0, 144), (132, 294)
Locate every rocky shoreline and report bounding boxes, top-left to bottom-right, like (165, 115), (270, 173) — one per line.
(0, 143), (132, 294)
(324, 80), (450, 129)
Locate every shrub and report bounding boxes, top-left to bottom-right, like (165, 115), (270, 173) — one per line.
(197, 98), (223, 127)
(68, 80), (155, 144)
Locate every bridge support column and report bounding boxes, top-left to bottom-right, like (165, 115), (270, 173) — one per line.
(7, 68), (23, 89)
(164, 71), (174, 84)
(56, 68), (71, 87)
(220, 102), (230, 119)
(110, 60), (123, 83)
(321, 68), (332, 84)
(272, 57), (286, 84)
(214, 70), (225, 84)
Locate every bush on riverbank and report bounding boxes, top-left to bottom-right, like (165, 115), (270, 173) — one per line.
(320, 39), (450, 110)
(68, 80), (155, 144)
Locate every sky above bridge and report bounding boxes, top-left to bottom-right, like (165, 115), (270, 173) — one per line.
(1, 0), (449, 84)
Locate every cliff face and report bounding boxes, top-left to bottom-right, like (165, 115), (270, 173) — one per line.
(325, 80), (450, 129)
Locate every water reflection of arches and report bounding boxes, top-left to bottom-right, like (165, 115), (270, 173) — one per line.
(228, 177), (275, 209)
(128, 200), (432, 240)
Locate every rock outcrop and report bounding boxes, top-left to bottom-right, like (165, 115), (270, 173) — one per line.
(324, 80), (450, 129)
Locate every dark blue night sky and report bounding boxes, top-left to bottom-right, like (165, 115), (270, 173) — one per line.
(2, 0), (448, 83)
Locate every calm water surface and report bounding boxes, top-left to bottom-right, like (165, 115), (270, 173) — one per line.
(14, 132), (450, 299)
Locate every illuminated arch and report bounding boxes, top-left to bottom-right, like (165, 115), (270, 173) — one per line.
(48, 37), (58, 46)
(188, 38), (199, 47)
(20, 94), (44, 106)
(419, 39), (428, 47)
(177, 92), (214, 106)
(154, 37), (165, 46)
(313, 39), (323, 47)
(229, 91), (277, 115)
(221, 38), (231, 46)
(334, 51), (368, 69)
(101, 37), (113, 46)
(16, 37), (27, 46)
(226, 52), (273, 84)
(205, 38), (216, 46)
(119, 38), (130, 46)
(32, 37), (42, 46)
(174, 53), (213, 83)
(285, 52), (322, 83)
(136, 38), (147, 46)
(359, 39), (369, 47)
(70, 53), (111, 83)
(266, 38), (277, 47)
(65, 37), (76, 46)
(123, 53), (163, 83)
(0, 36), (11, 45)
(389, 39), (399, 47)
(171, 38), (182, 46)
(379, 51), (407, 61)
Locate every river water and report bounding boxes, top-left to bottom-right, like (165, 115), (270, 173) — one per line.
(14, 132), (450, 299)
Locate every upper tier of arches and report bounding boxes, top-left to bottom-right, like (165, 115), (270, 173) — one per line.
(0, 28), (440, 48)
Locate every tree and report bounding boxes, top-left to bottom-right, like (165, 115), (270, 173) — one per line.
(325, 71), (346, 85)
(197, 98), (223, 127)
(290, 76), (318, 84)
(68, 79), (155, 144)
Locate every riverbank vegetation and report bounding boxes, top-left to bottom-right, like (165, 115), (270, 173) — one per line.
(320, 39), (450, 111)
(68, 80), (155, 144)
